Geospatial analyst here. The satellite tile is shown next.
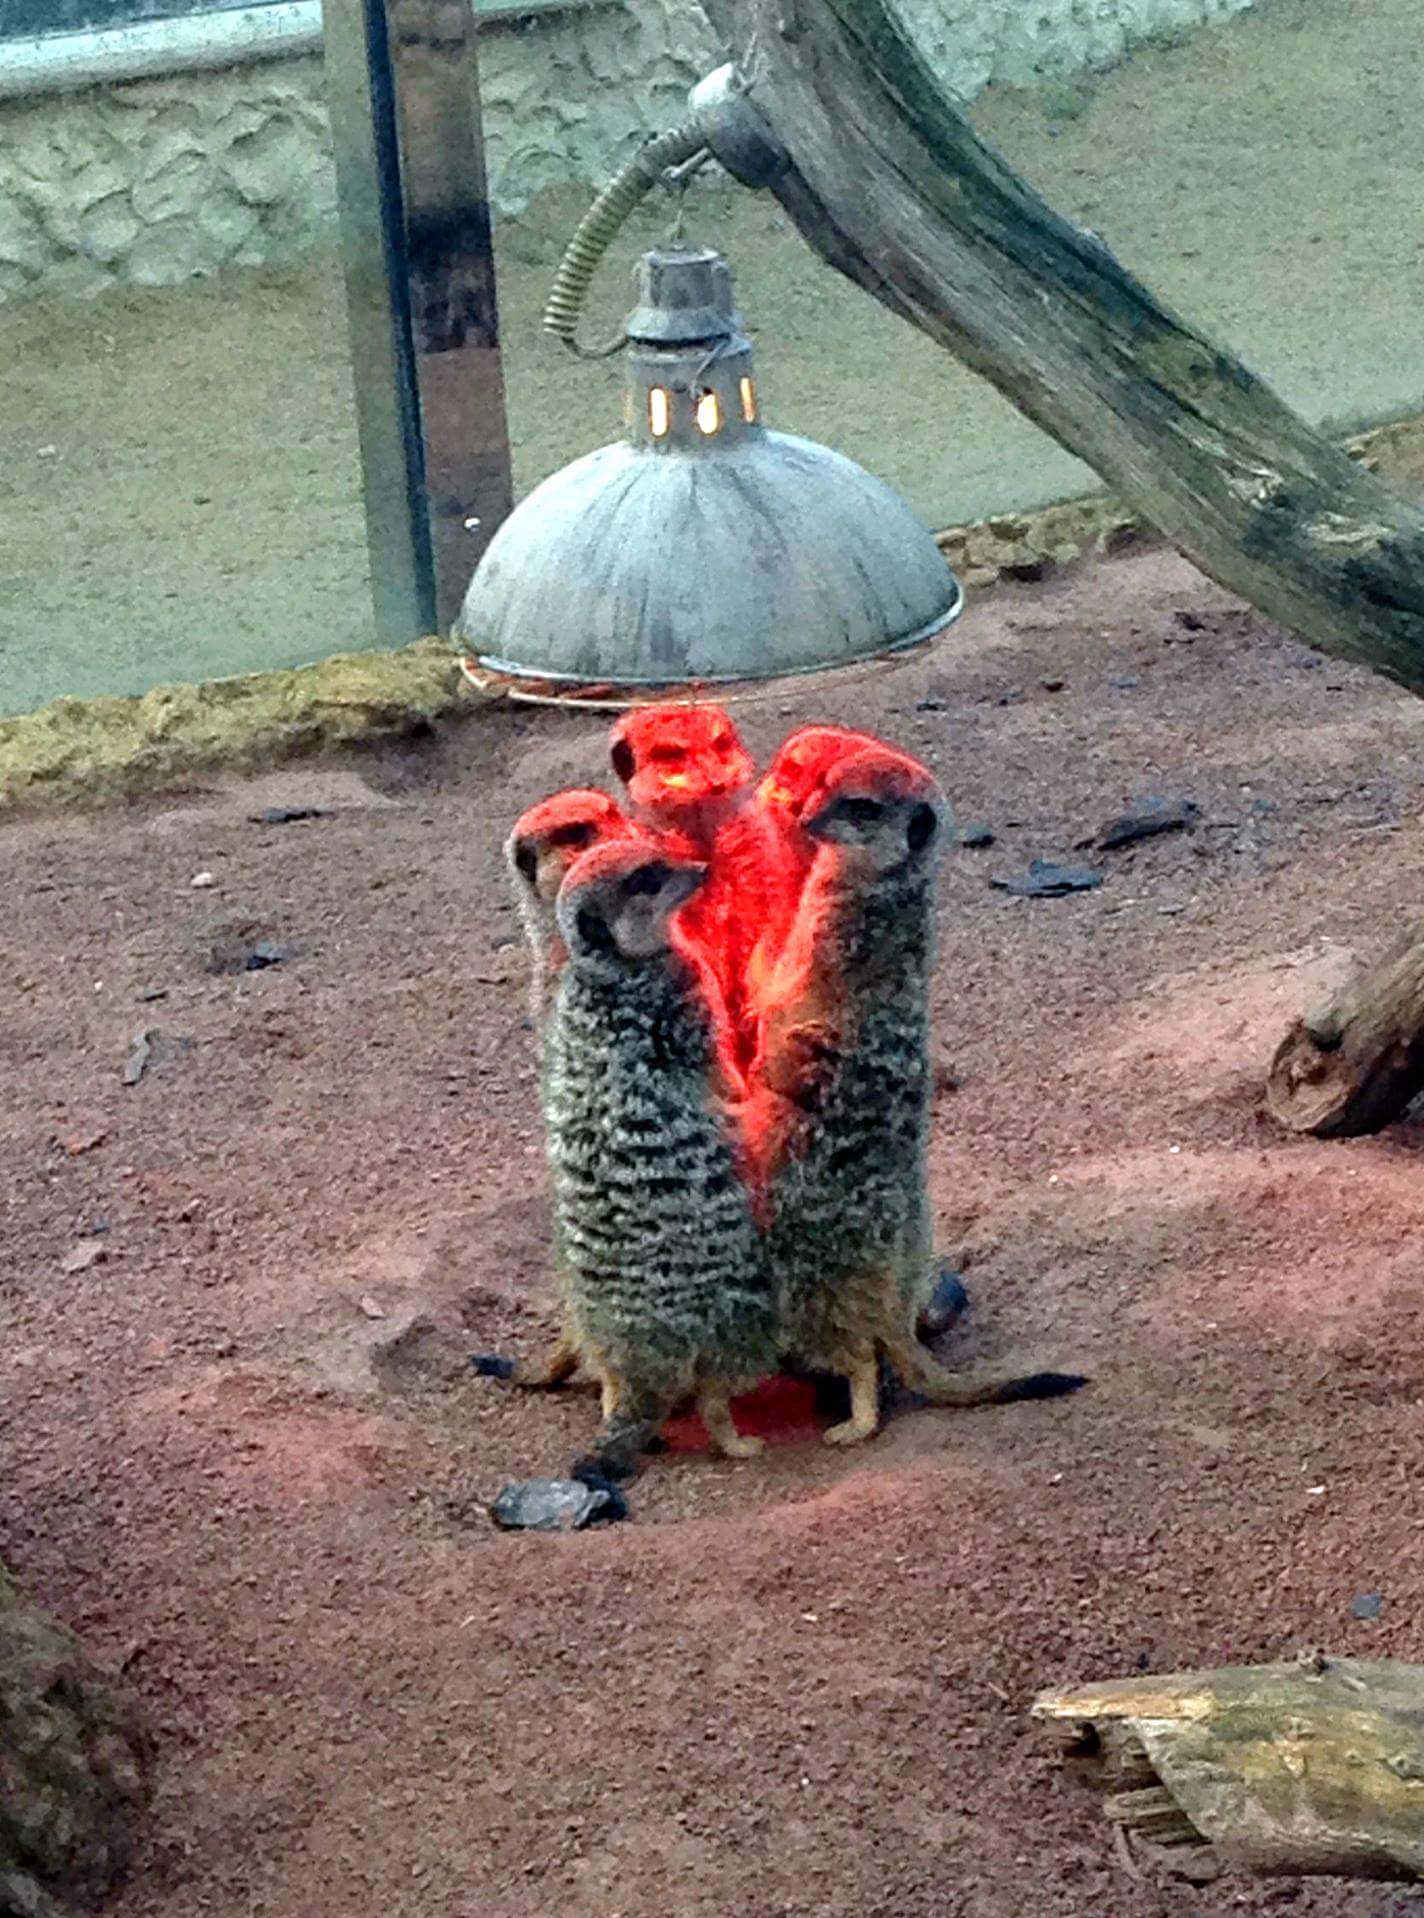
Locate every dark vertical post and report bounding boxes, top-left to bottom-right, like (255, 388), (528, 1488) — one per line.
(326, 0), (514, 642)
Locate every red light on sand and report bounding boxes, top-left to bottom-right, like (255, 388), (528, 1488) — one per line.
(662, 1374), (825, 1452)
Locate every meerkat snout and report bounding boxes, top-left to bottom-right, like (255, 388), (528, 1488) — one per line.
(557, 848), (708, 964)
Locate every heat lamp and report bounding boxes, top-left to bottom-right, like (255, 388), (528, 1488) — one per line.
(455, 66), (963, 703)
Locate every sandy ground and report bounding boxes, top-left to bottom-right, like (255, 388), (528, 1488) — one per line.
(4, 0), (1424, 715)
(5, 544), (1424, 1915)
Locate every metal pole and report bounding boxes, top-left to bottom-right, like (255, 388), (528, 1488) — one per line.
(325, 0), (514, 641)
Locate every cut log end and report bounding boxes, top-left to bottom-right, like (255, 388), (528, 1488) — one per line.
(1265, 1018), (1371, 1136)
(1266, 922), (1424, 1138)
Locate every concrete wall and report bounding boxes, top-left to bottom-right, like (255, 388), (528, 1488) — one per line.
(0, 0), (1256, 303)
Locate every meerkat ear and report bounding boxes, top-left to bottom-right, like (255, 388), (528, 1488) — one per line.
(906, 802), (938, 853)
(610, 738), (636, 784)
(575, 906), (617, 954)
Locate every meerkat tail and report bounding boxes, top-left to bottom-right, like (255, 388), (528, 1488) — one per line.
(698, 1384), (766, 1461)
(571, 1395), (669, 1485)
(822, 1350), (883, 1447)
(885, 1337), (1087, 1407)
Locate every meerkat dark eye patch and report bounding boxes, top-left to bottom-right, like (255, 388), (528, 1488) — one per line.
(840, 796), (885, 827)
(906, 802), (937, 852)
(575, 906), (617, 953)
(513, 843), (538, 883)
(623, 865), (666, 898)
(610, 739), (636, 783)
(549, 822), (593, 850)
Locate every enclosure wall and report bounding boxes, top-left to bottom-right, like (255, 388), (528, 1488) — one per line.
(0, 0), (1256, 301)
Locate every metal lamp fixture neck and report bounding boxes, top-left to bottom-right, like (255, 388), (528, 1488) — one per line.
(623, 247), (761, 454)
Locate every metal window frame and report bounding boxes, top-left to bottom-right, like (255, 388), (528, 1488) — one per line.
(0, 0), (603, 95)
(2, 0), (582, 646)
(324, 0), (516, 641)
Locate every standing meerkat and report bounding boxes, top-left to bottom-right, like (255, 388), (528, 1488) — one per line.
(751, 725), (966, 1341)
(546, 838), (778, 1481)
(753, 745), (1083, 1445)
(609, 704), (791, 1075)
(488, 790), (641, 1396)
(505, 788), (637, 1041)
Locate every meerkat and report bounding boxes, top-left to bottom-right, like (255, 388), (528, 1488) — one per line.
(753, 744), (1083, 1445)
(609, 704), (791, 1074)
(750, 725), (967, 1342)
(545, 838), (779, 1481)
(505, 788), (637, 1040)
(490, 789), (642, 1395)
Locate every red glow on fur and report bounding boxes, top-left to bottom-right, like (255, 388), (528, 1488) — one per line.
(527, 721), (938, 1235)
(508, 791), (640, 926)
(610, 705), (755, 838)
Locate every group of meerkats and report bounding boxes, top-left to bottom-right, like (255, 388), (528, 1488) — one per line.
(497, 705), (1083, 1486)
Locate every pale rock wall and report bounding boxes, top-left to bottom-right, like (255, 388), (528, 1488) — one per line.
(0, 0), (1255, 302)
(0, 57), (333, 300)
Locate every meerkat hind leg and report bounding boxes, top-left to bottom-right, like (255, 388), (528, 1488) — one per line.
(516, 1333), (580, 1391)
(698, 1384), (766, 1460)
(822, 1349), (882, 1447)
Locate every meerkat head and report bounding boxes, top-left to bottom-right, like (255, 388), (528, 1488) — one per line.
(755, 723), (880, 817)
(506, 789), (635, 907)
(556, 841), (710, 967)
(800, 745), (950, 878)
(609, 704), (754, 837)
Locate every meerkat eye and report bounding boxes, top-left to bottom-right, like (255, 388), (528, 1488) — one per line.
(906, 802), (937, 852)
(623, 866), (665, 898)
(712, 730), (735, 754)
(840, 796), (885, 827)
(651, 744), (683, 766)
(550, 822), (592, 849)
(575, 906), (617, 952)
(513, 843), (538, 882)
(610, 739), (636, 783)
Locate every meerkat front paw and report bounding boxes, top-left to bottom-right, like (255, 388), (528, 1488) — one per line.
(821, 1415), (877, 1447)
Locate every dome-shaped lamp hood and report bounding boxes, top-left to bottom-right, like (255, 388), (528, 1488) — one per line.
(455, 246), (963, 698)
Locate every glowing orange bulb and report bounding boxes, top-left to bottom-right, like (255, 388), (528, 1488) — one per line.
(740, 376), (757, 422)
(696, 391), (721, 436)
(649, 387), (670, 437)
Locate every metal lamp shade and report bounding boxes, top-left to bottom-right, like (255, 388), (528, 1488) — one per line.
(455, 247), (963, 694)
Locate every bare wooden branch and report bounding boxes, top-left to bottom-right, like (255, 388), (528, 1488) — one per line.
(1034, 1657), (1424, 1883)
(698, 0), (1424, 693)
(1267, 918), (1424, 1135)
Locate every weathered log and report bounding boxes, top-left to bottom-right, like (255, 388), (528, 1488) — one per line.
(1267, 919), (1424, 1136)
(696, 0), (1424, 694)
(0, 1565), (148, 1916)
(1033, 1656), (1424, 1884)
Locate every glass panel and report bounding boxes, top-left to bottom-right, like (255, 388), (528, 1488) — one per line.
(966, 0), (1424, 446)
(0, 25), (370, 719)
(492, 0), (1424, 544)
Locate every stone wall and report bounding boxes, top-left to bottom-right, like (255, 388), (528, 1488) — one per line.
(0, 0), (1256, 303)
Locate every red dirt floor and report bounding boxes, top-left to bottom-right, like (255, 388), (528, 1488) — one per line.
(5, 543), (1424, 1918)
